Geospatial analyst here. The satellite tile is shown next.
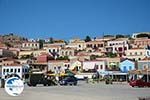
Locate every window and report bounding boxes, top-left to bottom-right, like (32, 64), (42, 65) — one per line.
(129, 66), (132, 70)
(7, 69), (9, 72)
(124, 47), (127, 50)
(130, 53), (132, 56)
(94, 65), (98, 70)
(135, 52), (137, 55)
(65, 51), (68, 55)
(140, 52), (142, 55)
(106, 65), (108, 70)
(123, 66), (127, 72)
(100, 65), (103, 69)
(10, 69), (13, 72)
(25, 69), (28, 72)
(58, 66), (61, 70)
(18, 69), (20, 72)
(69, 51), (72, 56)
(3, 69), (5, 72)
(138, 58), (141, 60)
(62, 51), (64, 55)
(79, 45), (81, 48)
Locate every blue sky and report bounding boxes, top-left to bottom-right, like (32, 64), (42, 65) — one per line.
(0, 0), (150, 39)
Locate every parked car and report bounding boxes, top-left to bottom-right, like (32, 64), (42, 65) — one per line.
(129, 75), (150, 87)
(129, 79), (150, 87)
(59, 76), (78, 86)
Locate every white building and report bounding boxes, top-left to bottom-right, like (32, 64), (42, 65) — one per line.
(44, 45), (61, 58)
(1, 64), (29, 79)
(124, 48), (149, 61)
(82, 60), (107, 72)
(48, 60), (70, 73)
(22, 42), (40, 50)
(66, 40), (86, 51)
(106, 39), (129, 55)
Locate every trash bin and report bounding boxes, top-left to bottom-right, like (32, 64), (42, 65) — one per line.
(1, 79), (5, 88)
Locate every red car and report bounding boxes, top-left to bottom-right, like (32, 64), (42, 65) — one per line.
(129, 75), (150, 87)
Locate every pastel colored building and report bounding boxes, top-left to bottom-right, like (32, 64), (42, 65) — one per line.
(124, 48), (148, 61)
(48, 60), (70, 73)
(137, 58), (150, 70)
(119, 59), (135, 73)
(97, 57), (121, 71)
(106, 38), (129, 56)
(44, 45), (61, 58)
(134, 38), (150, 48)
(70, 60), (82, 71)
(60, 47), (75, 57)
(86, 40), (104, 50)
(66, 40), (86, 51)
(82, 60), (107, 72)
(22, 42), (40, 50)
(32, 49), (47, 57)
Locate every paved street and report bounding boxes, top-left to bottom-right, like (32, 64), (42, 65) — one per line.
(0, 81), (150, 100)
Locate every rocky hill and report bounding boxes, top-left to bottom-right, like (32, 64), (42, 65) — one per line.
(0, 33), (27, 48)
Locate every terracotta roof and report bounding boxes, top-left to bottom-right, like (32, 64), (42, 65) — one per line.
(61, 47), (75, 50)
(46, 45), (61, 48)
(135, 38), (150, 41)
(48, 60), (69, 63)
(83, 60), (106, 62)
(3, 64), (22, 66)
(141, 57), (150, 61)
(23, 41), (39, 44)
(86, 41), (104, 43)
(130, 48), (144, 50)
(77, 52), (89, 56)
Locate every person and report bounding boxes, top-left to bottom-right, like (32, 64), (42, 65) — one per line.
(1, 79), (5, 88)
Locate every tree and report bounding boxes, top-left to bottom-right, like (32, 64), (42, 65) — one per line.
(107, 52), (117, 58)
(4, 42), (12, 47)
(56, 56), (69, 60)
(85, 36), (91, 42)
(103, 35), (114, 37)
(49, 37), (54, 43)
(136, 33), (150, 38)
(39, 39), (44, 49)
(116, 34), (125, 38)
(90, 55), (100, 60)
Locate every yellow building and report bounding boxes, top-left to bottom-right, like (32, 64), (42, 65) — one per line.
(124, 48), (146, 61)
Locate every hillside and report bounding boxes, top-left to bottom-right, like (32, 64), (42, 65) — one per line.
(0, 33), (27, 48)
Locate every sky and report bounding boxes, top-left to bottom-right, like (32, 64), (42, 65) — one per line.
(0, 0), (150, 40)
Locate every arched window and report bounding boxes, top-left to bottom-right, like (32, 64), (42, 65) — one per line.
(65, 51), (68, 56)
(69, 51), (72, 56)
(62, 51), (64, 56)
